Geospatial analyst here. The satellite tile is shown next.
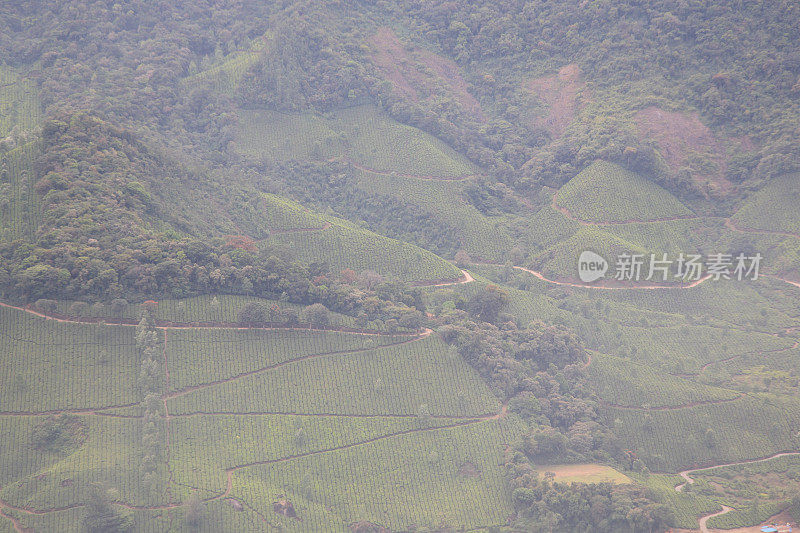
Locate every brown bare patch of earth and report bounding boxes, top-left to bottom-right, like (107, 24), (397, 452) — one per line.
(526, 63), (588, 138)
(635, 106), (753, 197)
(368, 27), (484, 120)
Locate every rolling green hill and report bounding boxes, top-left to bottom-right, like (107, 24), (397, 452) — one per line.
(236, 105), (476, 177)
(0, 305), (518, 532)
(2, 1), (800, 531)
(731, 173), (800, 237)
(555, 161), (695, 223)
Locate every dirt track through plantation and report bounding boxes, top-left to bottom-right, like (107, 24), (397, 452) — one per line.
(164, 328), (431, 400)
(0, 301), (510, 527)
(510, 264), (713, 290)
(2, 198), (798, 528)
(675, 452), (800, 532)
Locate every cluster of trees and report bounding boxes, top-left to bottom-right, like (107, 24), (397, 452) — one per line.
(135, 306), (165, 498)
(0, 113), (428, 337)
(437, 286), (620, 464)
(252, 159), (465, 259)
(505, 450), (672, 532)
(237, 301), (330, 328)
(83, 483), (133, 533)
(237, 13), (367, 111)
(392, 0), (800, 192)
(30, 414), (86, 454)
(0, 0), (274, 158)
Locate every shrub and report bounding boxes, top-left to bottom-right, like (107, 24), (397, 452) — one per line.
(301, 303), (330, 327)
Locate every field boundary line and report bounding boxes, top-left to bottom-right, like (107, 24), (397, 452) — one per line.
(725, 217), (800, 241)
(0, 299), (426, 337)
(164, 329), (431, 400)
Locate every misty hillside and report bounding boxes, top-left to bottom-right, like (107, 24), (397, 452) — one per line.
(1, 1), (800, 532)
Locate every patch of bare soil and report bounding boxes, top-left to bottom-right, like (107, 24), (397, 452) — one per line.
(457, 461), (482, 478)
(273, 498), (298, 519)
(635, 106), (749, 197)
(368, 27), (484, 120)
(527, 64), (587, 138)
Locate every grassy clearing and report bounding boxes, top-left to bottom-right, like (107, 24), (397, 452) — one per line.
(556, 161), (694, 222)
(538, 463), (631, 484)
(236, 105), (475, 177)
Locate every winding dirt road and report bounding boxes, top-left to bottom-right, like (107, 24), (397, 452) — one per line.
(675, 452), (800, 532)
(510, 264), (713, 290)
(416, 269), (474, 287)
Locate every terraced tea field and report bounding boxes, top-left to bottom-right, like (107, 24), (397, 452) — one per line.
(235, 105), (476, 178)
(555, 161), (695, 223)
(0, 303), (519, 532)
(266, 214), (462, 284)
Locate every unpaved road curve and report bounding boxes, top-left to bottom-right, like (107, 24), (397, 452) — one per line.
(419, 269), (474, 287)
(511, 265), (712, 290)
(676, 452), (800, 532)
(675, 451), (800, 492)
(698, 505), (732, 533)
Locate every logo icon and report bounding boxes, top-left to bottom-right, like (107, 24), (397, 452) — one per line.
(578, 251), (608, 283)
